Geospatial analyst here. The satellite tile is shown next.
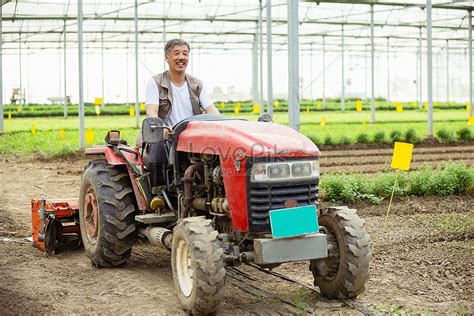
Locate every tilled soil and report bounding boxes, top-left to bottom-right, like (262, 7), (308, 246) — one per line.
(320, 144), (474, 174)
(0, 148), (472, 314)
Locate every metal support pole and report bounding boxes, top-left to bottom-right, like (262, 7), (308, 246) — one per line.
(126, 42), (129, 106)
(446, 40), (449, 103)
(419, 27), (423, 109)
(469, 10), (473, 117)
(0, 4), (3, 134)
(252, 34), (258, 105)
(416, 36), (419, 107)
(370, 4), (375, 122)
(163, 20), (166, 71)
(258, 0), (264, 114)
(266, 0), (273, 118)
(78, 0), (85, 148)
(365, 45), (368, 100)
(310, 43), (313, 101)
(386, 37), (390, 105)
(134, 0), (139, 128)
(341, 25), (345, 112)
(19, 33), (22, 111)
(288, 0), (300, 131)
(427, 0), (434, 136)
(101, 32), (105, 107)
(322, 36), (326, 108)
(435, 50), (439, 102)
(63, 21), (67, 117)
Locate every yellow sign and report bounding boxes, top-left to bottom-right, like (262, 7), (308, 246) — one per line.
(306, 106), (310, 113)
(391, 142), (413, 171)
(236, 101), (241, 108)
(467, 102), (471, 112)
(396, 103), (403, 112)
(320, 116), (327, 127)
(95, 105), (101, 116)
(59, 129), (65, 141)
(17, 105), (21, 113)
(129, 107), (135, 117)
(8, 111), (11, 120)
(140, 102), (145, 111)
(252, 103), (260, 114)
(274, 100), (279, 108)
(220, 101), (225, 109)
(316, 100), (322, 109)
(423, 102), (428, 110)
(355, 100), (363, 112)
(468, 116), (474, 125)
(94, 98), (103, 105)
(85, 129), (94, 144)
(31, 124), (37, 135)
(234, 105), (240, 114)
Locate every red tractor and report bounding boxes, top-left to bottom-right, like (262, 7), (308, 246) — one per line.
(79, 114), (371, 314)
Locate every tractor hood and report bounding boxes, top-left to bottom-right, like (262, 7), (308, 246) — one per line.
(176, 120), (320, 157)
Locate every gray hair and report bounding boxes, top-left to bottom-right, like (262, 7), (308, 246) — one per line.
(164, 39), (191, 54)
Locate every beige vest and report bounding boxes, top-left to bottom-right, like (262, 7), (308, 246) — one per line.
(151, 71), (203, 124)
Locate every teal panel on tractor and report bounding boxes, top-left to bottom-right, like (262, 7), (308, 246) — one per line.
(269, 205), (318, 239)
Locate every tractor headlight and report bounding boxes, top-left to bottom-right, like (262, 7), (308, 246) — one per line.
(251, 159), (320, 182)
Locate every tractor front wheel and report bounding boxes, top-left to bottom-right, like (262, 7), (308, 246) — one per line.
(79, 160), (136, 267)
(310, 206), (371, 299)
(171, 217), (226, 315)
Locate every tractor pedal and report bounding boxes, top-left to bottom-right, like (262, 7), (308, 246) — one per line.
(135, 213), (176, 225)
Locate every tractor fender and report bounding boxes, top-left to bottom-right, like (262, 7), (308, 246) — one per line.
(85, 146), (148, 212)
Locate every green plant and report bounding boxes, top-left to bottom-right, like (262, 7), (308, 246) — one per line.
(390, 130), (402, 142)
(320, 163), (473, 204)
(404, 128), (420, 144)
(356, 133), (370, 143)
(436, 128), (455, 142)
(323, 135), (334, 145)
(456, 127), (472, 141)
(339, 135), (351, 145)
(373, 131), (386, 143)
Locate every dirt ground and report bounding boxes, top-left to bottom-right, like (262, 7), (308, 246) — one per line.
(0, 150), (472, 314)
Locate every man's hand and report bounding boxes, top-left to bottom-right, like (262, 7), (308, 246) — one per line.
(204, 105), (220, 114)
(163, 128), (171, 140)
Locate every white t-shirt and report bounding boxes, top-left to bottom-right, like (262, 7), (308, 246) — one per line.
(146, 78), (213, 127)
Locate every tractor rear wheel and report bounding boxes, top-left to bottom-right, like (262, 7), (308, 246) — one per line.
(79, 159), (136, 267)
(310, 206), (371, 299)
(171, 217), (226, 315)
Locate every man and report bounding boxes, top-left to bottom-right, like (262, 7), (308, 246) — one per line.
(145, 38), (219, 125)
(145, 38), (219, 187)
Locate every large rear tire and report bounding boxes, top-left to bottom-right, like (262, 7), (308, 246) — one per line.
(310, 206), (371, 298)
(171, 217), (226, 315)
(79, 160), (136, 267)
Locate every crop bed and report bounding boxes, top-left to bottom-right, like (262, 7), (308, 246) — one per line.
(320, 144), (474, 174)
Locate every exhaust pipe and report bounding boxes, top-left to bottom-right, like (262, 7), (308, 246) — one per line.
(139, 227), (172, 251)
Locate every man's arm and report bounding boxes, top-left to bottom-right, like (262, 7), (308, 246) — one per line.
(204, 105), (220, 114)
(145, 78), (160, 117)
(146, 104), (159, 117)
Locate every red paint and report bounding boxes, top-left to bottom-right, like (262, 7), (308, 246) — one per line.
(176, 121), (320, 157)
(220, 156), (248, 232)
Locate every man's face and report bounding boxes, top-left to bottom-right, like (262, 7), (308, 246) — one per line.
(165, 44), (189, 74)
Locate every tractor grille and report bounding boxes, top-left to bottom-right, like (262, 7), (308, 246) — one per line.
(248, 181), (318, 233)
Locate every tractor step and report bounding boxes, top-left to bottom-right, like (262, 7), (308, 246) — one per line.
(135, 213), (176, 224)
